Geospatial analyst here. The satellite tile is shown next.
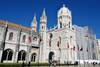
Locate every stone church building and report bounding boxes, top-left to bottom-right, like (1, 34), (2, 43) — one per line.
(0, 5), (98, 64)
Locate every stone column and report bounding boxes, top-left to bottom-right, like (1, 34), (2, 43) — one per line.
(0, 50), (3, 62)
(12, 51), (18, 62)
(15, 52), (18, 62)
(26, 46), (31, 63)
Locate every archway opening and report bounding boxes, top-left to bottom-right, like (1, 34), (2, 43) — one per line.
(1, 49), (13, 62)
(31, 53), (37, 62)
(18, 50), (26, 61)
(49, 51), (54, 64)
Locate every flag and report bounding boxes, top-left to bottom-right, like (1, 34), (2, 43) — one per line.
(28, 36), (32, 43)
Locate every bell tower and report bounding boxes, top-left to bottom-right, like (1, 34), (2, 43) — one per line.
(40, 8), (47, 33)
(39, 8), (47, 62)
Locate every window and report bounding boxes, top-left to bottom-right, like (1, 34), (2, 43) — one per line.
(2, 49), (13, 60)
(69, 22), (70, 28)
(18, 50), (26, 61)
(31, 53), (37, 62)
(60, 22), (62, 28)
(70, 36), (72, 38)
(72, 28), (74, 30)
(50, 33), (53, 39)
(8, 32), (13, 40)
(42, 26), (43, 29)
(22, 35), (26, 42)
(92, 42), (94, 49)
(33, 37), (37, 41)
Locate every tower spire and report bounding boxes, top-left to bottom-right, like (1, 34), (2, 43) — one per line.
(63, 4), (65, 7)
(40, 8), (47, 23)
(42, 8), (46, 17)
(40, 8), (47, 32)
(31, 14), (37, 32)
(33, 14), (36, 23)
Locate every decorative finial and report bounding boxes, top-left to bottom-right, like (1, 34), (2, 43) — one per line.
(33, 14), (36, 20)
(32, 14), (37, 24)
(63, 4), (65, 7)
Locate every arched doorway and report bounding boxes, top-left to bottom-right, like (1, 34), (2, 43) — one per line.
(1, 49), (13, 62)
(48, 52), (54, 64)
(31, 53), (37, 62)
(18, 50), (26, 61)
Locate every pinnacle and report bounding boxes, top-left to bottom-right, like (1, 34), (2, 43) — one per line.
(32, 14), (37, 24)
(42, 8), (46, 17)
(63, 4), (66, 7)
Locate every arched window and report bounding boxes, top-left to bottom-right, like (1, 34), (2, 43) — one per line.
(69, 22), (70, 28)
(9, 32), (13, 40)
(49, 52), (54, 64)
(42, 26), (44, 29)
(31, 53), (37, 62)
(33, 37), (37, 41)
(60, 22), (62, 28)
(1, 49), (13, 61)
(22, 35), (26, 42)
(18, 50), (26, 61)
(50, 33), (53, 39)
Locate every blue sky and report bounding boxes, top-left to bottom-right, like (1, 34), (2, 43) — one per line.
(0, 0), (100, 38)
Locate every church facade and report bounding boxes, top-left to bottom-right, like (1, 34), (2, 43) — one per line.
(39, 5), (77, 63)
(0, 5), (99, 63)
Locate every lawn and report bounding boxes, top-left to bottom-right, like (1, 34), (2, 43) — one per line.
(0, 62), (78, 67)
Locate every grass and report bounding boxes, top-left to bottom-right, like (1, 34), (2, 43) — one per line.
(0, 62), (48, 67)
(0, 62), (78, 67)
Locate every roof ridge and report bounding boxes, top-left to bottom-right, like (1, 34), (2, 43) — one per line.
(0, 20), (31, 31)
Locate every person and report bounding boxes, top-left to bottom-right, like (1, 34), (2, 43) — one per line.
(53, 60), (56, 67)
(28, 61), (31, 67)
(49, 60), (52, 67)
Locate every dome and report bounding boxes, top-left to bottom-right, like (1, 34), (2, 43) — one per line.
(58, 4), (71, 17)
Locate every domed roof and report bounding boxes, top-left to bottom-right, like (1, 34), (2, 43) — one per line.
(58, 4), (71, 17)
